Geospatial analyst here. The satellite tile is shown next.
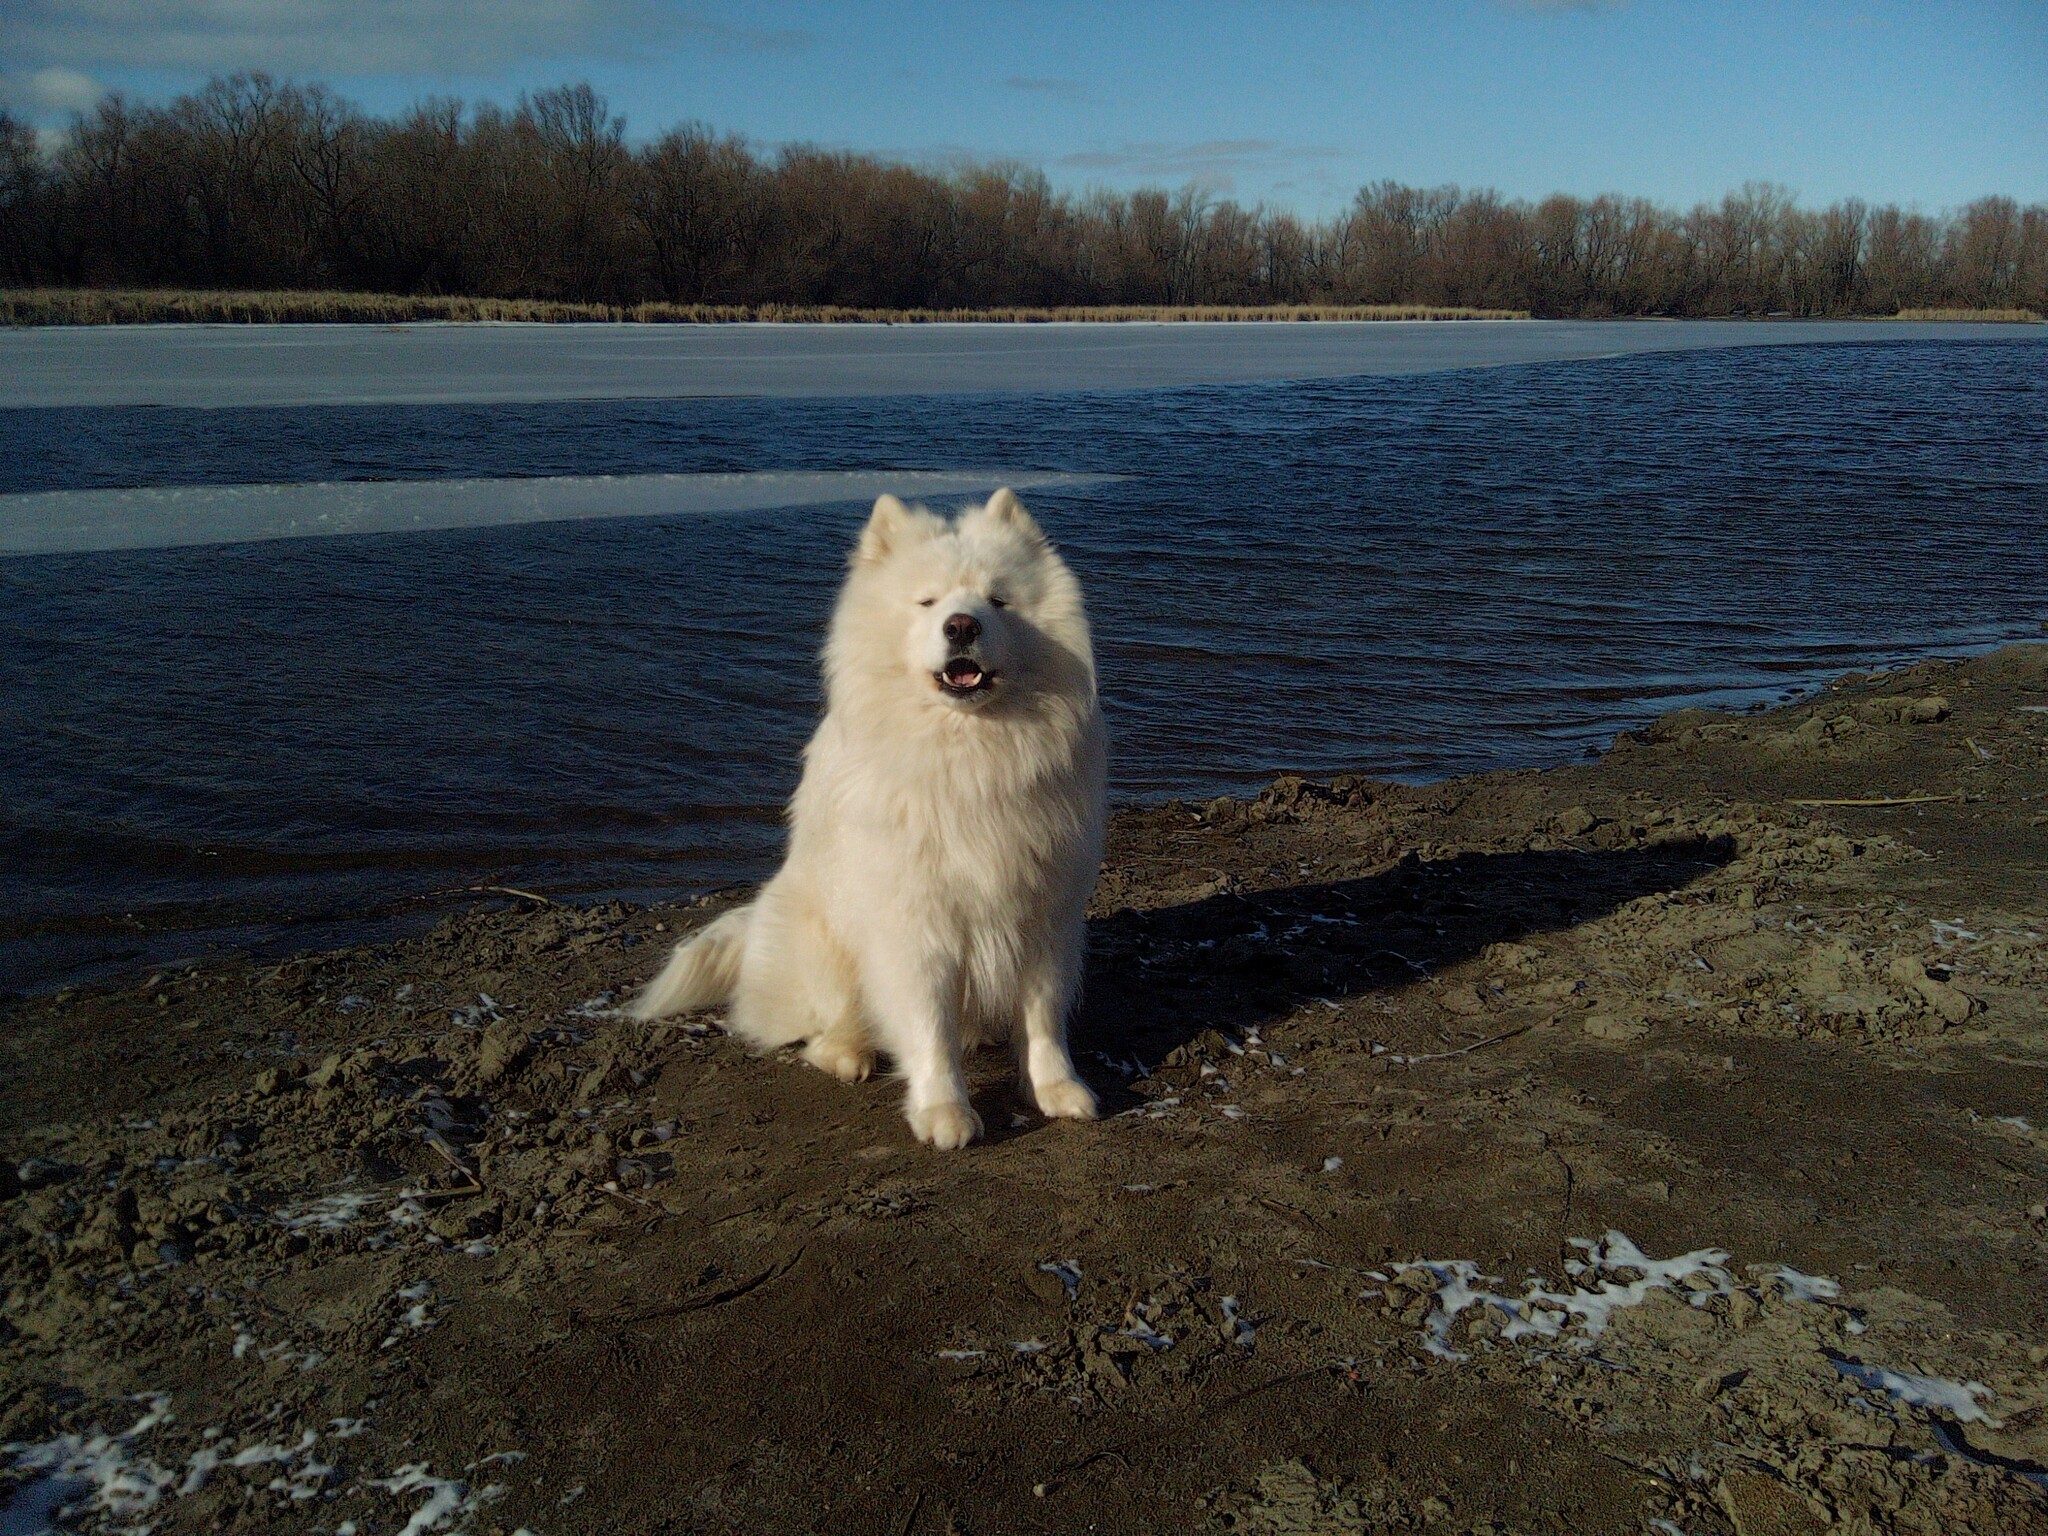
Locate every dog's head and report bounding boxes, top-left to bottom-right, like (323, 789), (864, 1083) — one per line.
(826, 488), (1094, 716)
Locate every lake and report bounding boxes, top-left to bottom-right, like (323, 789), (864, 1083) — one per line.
(3, 323), (2044, 988)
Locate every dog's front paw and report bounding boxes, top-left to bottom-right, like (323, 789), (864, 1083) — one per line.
(1031, 1076), (1098, 1121)
(803, 1036), (876, 1083)
(908, 1101), (983, 1150)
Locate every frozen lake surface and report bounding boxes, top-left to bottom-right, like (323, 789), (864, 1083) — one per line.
(0, 470), (1113, 555)
(5, 317), (2040, 408)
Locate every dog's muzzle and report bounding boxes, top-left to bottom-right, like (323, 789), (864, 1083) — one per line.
(936, 655), (993, 695)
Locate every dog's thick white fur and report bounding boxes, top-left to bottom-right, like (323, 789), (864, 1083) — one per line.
(629, 488), (1106, 1149)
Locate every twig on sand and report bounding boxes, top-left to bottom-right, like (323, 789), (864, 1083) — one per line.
(1382, 1025), (1531, 1065)
(599, 1247), (807, 1324)
(1210, 1365), (1333, 1412)
(1256, 1195), (1330, 1235)
(1788, 793), (1962, 808)
(408, 1182), (484, 1204)
(420, 1130), (477, 1180)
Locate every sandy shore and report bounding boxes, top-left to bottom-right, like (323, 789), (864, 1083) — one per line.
(4, 643), (2046, 1534)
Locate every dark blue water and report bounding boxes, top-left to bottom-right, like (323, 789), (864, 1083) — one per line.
(4, 339), (2045, 988)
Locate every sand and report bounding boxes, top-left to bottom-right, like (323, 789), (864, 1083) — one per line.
(3, 643), (2046, 1534)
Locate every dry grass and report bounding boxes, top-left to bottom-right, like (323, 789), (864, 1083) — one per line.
(1890, 306), (2042, 323)
(0, 288), (1529, 327)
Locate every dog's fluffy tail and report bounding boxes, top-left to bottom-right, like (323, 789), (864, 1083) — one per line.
(628, 906), (751, 1020)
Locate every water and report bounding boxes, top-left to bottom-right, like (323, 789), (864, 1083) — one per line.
(6, 317), (2035, 410)
(3, 337), (2044, 988)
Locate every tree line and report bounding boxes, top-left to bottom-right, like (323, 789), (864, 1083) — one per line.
(2, 75), (2042, 317)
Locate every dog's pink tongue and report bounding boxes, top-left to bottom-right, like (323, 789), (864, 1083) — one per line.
(945, 660), (983, 685)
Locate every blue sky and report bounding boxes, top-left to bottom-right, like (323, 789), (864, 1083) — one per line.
(5, 1), (2043, 216)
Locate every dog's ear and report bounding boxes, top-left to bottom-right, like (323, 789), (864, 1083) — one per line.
(982, 487), (1047, 545)
(857, 494), (915, 563)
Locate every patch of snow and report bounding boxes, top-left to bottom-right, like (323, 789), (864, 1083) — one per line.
(1405, 1231), (1732, 1361)
(450, 995), (502, 1029)
(1766, 1266), (1842, 1304)
(275, 1189), (380, 1232)
(1119, 1319), (1174, 1352)
(1037, 1260), (1082, 1300)
(177, 1445), (220, 1496)
(0, 1396), (177, 1533)
(1829, 1359), (1999, 1425)
(368, 1464), (504, 1536)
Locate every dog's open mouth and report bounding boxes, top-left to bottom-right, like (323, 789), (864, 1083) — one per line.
(936, 657), (993, 695)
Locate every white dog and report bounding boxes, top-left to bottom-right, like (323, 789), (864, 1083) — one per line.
(630, 488), (1107, 1149)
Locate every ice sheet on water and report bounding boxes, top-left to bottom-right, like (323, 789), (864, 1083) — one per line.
(0, 470), (1116, 556)
(10, 317), (2041, 413)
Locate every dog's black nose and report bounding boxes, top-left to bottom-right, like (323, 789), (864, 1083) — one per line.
(943, 613), (981, 647)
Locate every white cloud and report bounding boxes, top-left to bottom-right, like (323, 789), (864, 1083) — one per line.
(0, 65), (104, 117)
(2, 1), (810, 77)
(1056, 139), (1345, 197)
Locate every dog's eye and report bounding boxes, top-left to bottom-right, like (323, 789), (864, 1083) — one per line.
(989, 596), (1007, 609)
(917, 598), (936, 608)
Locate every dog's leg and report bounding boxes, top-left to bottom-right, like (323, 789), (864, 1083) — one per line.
(864, 957), (981, 1150)
(1018, 956), (1097, 1122)
(801, 1008), (876, 1084)
(782, 924), (873, 1082)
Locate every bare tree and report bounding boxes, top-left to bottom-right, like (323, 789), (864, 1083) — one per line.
(2, 74), (2040, 317)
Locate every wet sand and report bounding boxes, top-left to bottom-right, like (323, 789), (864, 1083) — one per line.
(3, 643), (2047, 1534)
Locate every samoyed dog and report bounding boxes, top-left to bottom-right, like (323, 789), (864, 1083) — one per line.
(630, 488), (1106, 1149)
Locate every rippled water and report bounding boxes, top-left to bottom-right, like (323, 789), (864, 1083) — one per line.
(4, 338), (2044, 987)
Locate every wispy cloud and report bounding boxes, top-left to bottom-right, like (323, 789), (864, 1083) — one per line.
(1056, 138), (1345, 196)
(4, 1), (811, 78)
(1003, 75), (1086, 101)
(0, 65), (104, 117)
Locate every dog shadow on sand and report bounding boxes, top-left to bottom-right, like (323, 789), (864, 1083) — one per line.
(989, 836), (1734, 1135)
